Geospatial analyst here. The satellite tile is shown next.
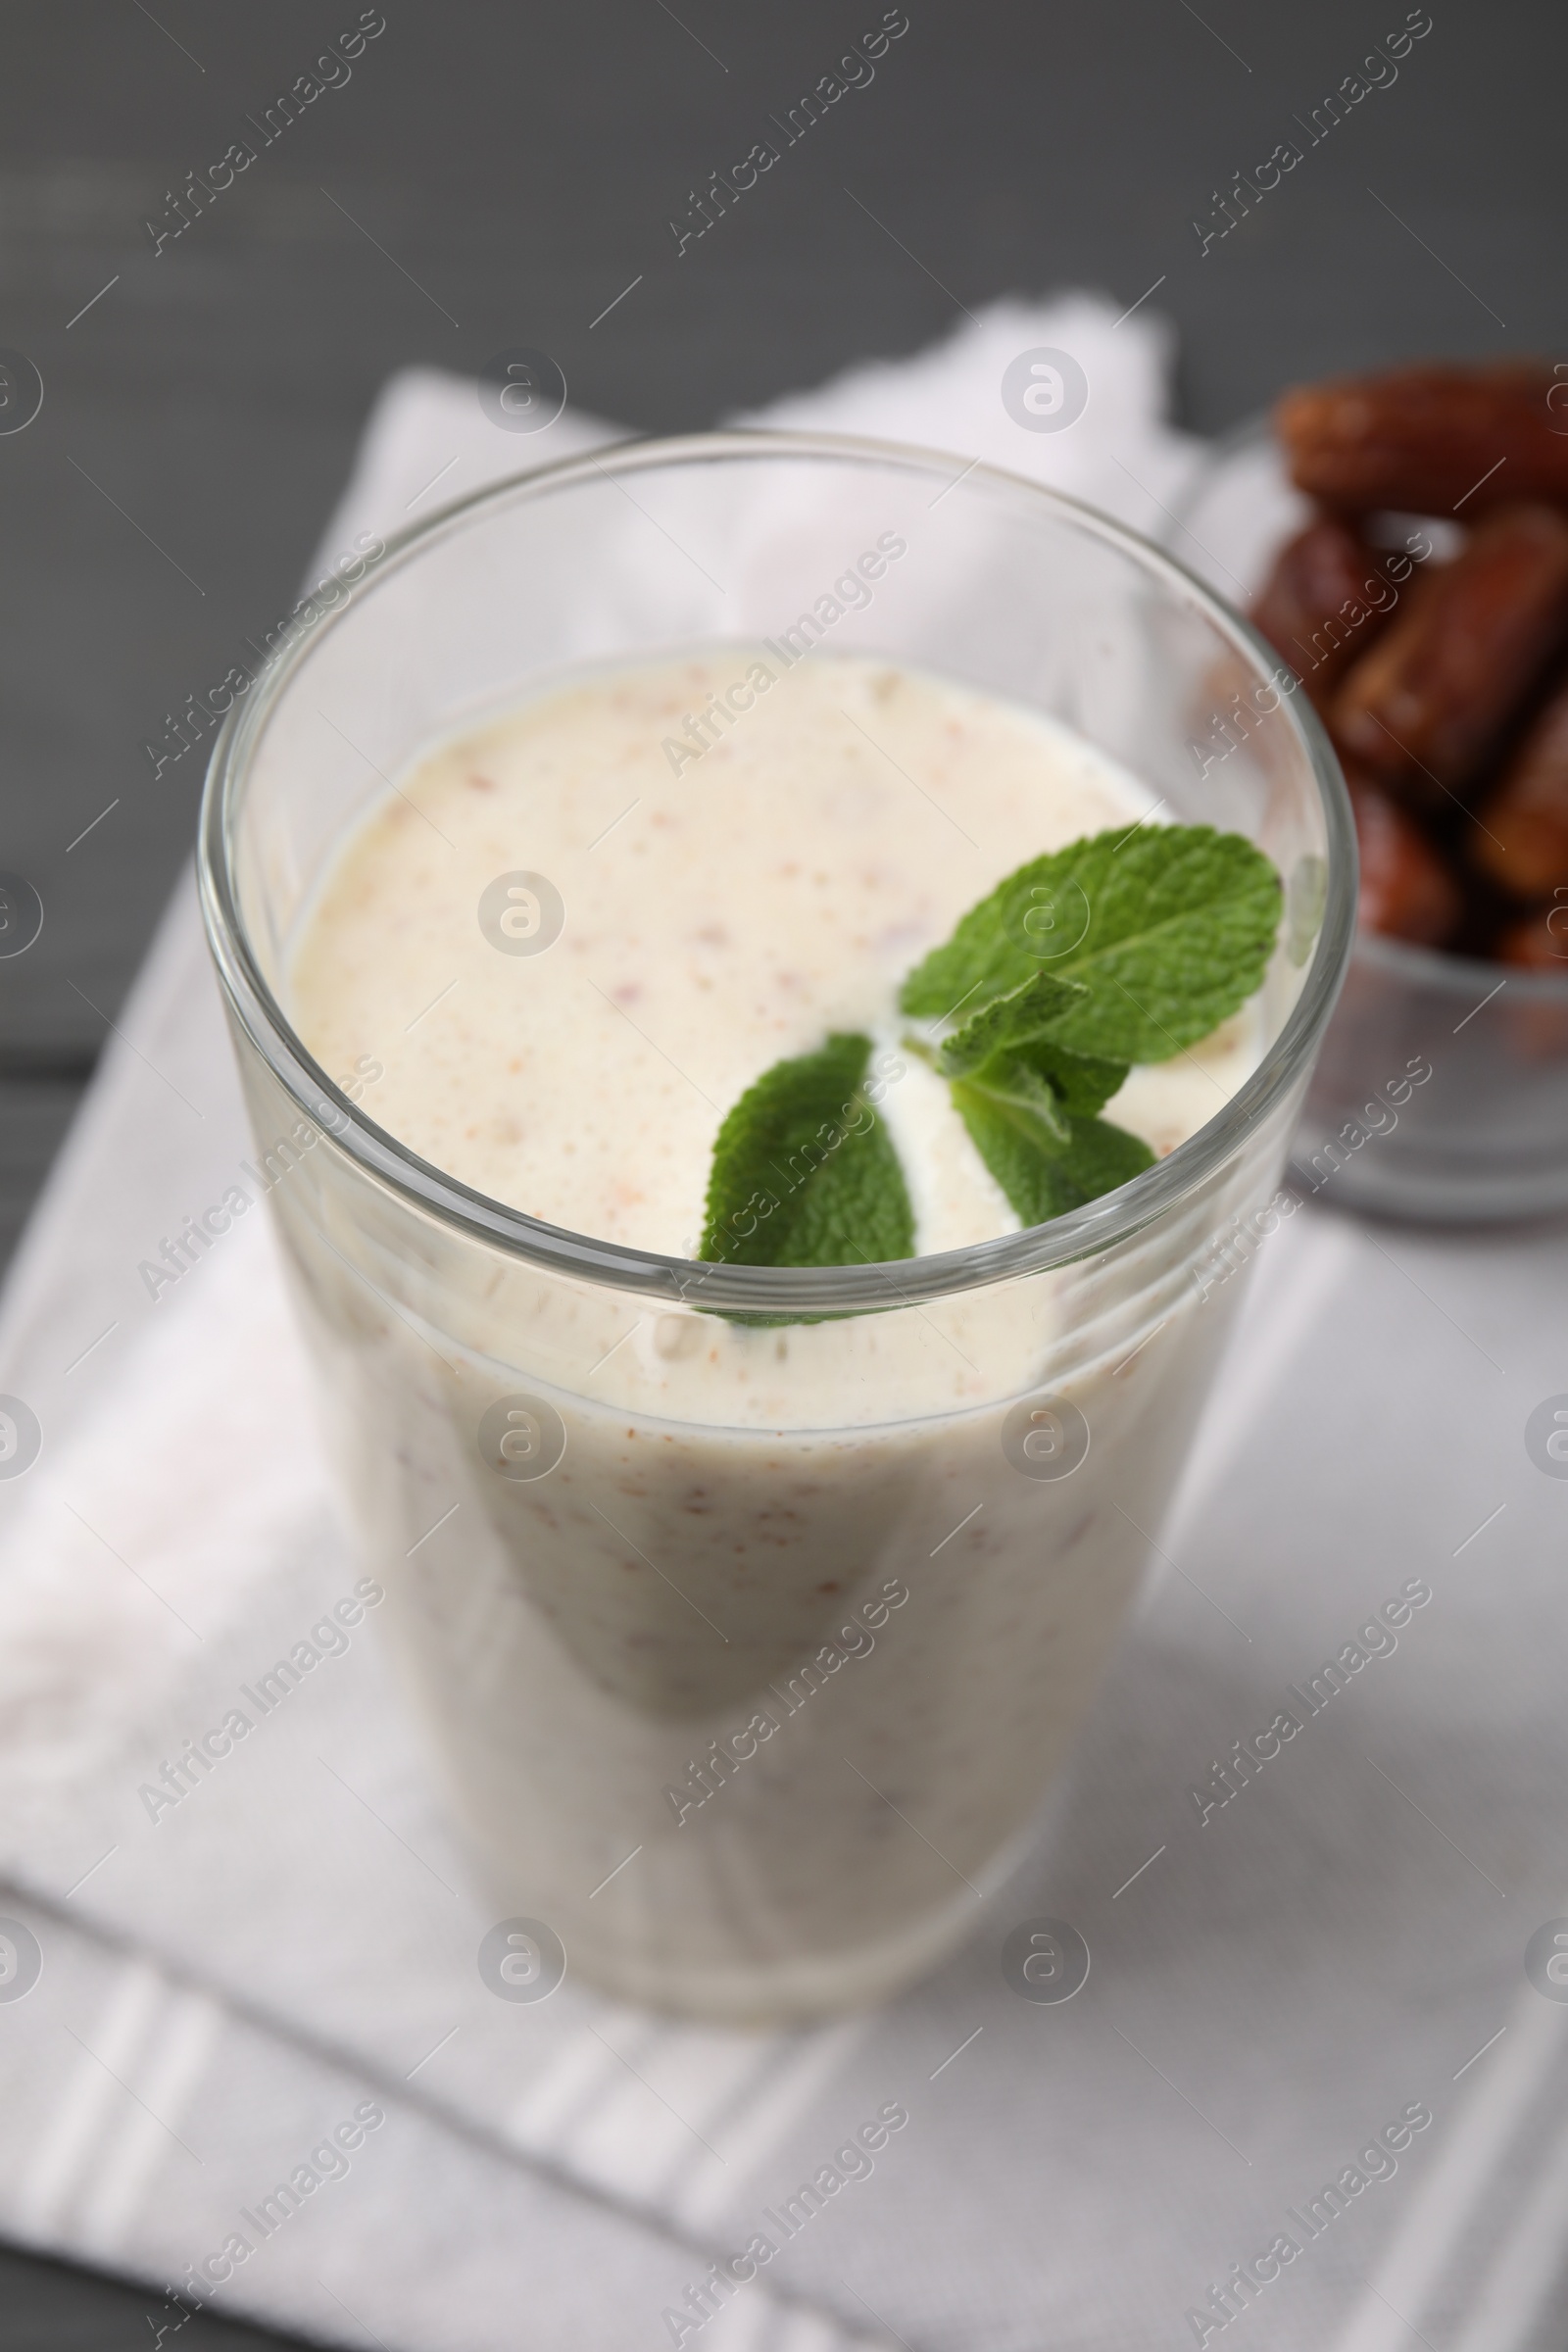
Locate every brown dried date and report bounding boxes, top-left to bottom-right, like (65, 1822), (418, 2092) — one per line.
(1331, 505), (1568, 800)
(1468, 674), (1568, 900)
(1275, 362), (1568, 515)
(1346, 770), (1461, 948)
(1495, 904), (1568, 1058)
(1496, 905), (1568, 969)
(1250, 515), (1394, 707)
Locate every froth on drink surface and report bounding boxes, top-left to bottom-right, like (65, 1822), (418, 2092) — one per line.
(291, 649), (1260, 1261)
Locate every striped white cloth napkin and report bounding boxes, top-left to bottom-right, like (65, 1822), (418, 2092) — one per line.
(3, 299), (1568, 2352)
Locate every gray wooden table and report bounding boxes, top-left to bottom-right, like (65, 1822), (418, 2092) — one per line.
(1, 0), (1562, 2338)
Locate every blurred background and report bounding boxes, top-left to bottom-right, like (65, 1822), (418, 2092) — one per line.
(1, 1), (1562, 2338)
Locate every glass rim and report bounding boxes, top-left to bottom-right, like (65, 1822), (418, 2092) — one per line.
(1351, 922), (1568, 999)
(197, 425), (1357, 1313)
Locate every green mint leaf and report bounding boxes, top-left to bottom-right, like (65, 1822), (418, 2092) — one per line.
(953, 1081), (1155, 1227)
(935, 970), (1088, 1078)
(700, 1032), (914, 1273)
(959, 1053), (1073, 1145)
(695, 823), (1272, 1284)
(1011, 1039), (1129, 1117)
(901, 823), (1281, 1064)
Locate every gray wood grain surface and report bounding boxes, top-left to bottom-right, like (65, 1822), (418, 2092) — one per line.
(1, 0), (1561, 2337)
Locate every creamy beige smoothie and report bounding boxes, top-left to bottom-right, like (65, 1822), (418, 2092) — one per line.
(275, 647), (1268, 2019)
(294, 650), (1257, 1353)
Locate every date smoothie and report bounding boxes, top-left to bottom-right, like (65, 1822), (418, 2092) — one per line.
(274, 646), (1269, 2020)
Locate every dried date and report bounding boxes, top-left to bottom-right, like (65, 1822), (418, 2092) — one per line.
(1495, 903), (1568, 1055)
(1331, 505), (1568, 800)
(1250, 515), (1396, 707)
(1276, 362), (1568, 515)
(1469, 674), (1568, 900)
(1346, 770), (1462, 948)
(1496, 905), (1568, 969)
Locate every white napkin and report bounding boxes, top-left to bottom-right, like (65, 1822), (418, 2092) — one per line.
(3, 296), (1568, 2352)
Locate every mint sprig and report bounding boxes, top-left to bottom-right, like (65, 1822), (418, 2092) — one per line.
(699, 1032), (913, 1272)
(935, 970), (1089, 1078)
(900, 823), (1283, 1064)
(952, 1087), (1155, 1225)
(695, 823), (1281, 1294)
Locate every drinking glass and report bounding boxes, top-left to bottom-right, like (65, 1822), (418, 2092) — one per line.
(199, 432), (1353, 2022)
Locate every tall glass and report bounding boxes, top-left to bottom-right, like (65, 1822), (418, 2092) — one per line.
(199, 433), (1353, 2024)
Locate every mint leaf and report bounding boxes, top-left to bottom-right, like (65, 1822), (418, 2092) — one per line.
(900, 822), (1276, 1229)
(935, 970), (1088, 1078)
(954, 1083), (1155, 1226)
(957, 1053), (1073, 1145)
(1010, 1039), (1129, 1117)
(901, 824), (1281, 1064)
(693, 823), (1279, 1287)
(700, 1032), (914, 1271)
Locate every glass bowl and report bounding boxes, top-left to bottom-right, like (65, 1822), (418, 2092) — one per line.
(1166, 416), (1568, 1223)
